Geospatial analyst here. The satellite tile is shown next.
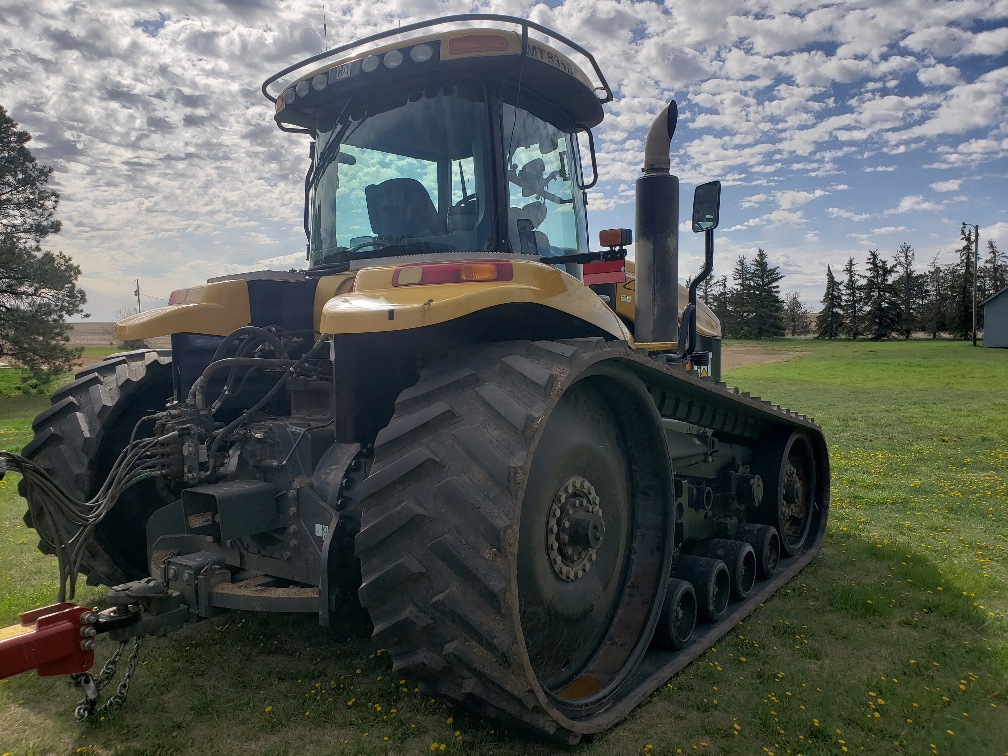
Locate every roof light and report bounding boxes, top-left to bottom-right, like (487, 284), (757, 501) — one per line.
(312, 74), (327, 91)
(447, 34), (509, 55)
(392, 261), (514, 287)
(168, 289), (188, 305)
(361, 55), (380, 72)
(283, 86), (296, 103)
(383, 49), (404, 69)
(410, 44), (434, 63)
(296, 80), (310, 97)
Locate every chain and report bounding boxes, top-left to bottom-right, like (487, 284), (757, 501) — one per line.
(73, 637), (143, 721)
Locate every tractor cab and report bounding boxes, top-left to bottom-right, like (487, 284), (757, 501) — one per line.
(263, 16), (612, 270)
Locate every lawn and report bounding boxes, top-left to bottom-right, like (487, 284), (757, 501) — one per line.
(1, 340), (1005, 755)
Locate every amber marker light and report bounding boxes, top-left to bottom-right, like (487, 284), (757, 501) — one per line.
(447, 34), (509, 55)
(392, 261), (513, 286)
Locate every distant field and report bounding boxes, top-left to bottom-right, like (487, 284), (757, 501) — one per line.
(0, 340), (1005, 755)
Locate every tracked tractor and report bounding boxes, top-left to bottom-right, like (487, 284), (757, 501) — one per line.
(0, 15), (828, 741)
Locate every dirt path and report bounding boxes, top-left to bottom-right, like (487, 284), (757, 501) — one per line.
(721, 343), (803, 370)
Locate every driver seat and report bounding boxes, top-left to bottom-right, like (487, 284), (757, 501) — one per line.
(365, 178), (444, 238)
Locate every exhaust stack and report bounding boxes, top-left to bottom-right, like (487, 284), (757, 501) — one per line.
(635, 102), (680, 344)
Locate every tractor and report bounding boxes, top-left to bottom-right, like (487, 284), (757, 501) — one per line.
(1, 15), (828, 741)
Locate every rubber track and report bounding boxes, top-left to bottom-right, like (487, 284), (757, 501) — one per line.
(19, 350), (173, 587)
(355, 339), (829, 741)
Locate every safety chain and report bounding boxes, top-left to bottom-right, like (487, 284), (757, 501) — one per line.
(72, 636), (144, 721)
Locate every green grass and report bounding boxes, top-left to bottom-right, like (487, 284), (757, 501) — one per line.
(1, 341), (1006, 755)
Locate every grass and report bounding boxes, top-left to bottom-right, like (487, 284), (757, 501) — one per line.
(1, 340), (1006, 755)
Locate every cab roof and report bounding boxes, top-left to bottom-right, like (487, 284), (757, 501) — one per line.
(263, 14), (613, 132)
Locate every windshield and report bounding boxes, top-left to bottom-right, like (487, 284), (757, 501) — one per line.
(308, 81), (492, 267)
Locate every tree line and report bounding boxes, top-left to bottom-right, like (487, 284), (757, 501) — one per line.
(816, 229), (1007, 341)
(693, 226), (1006, 342)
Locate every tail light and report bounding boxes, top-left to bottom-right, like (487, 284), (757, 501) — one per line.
(392, 261), (513, 287)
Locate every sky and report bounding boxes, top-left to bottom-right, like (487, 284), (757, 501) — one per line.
(1, 0), (1006, 321)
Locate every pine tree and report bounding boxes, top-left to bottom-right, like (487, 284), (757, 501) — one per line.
(951, 223), (975, 339)
(981, 240), (1007, 299)
(727, 256), (752, 338)
(815, 265), (843, 339)
(711, 275), (730, 335)
(921, 255), (951, 339)
(0, 104), (87, 378)
(784, 292), (810, 336)
(841, 257), (862, 339)
(863, 249), (901, 340)
(747, 249), (786, 339)
(892, 242), (916, 339)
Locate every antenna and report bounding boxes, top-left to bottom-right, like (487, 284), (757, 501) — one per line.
(323, 2), (328, 51)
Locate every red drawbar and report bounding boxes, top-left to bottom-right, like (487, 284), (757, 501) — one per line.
(0, 603), (94, 680)
(583, 259), (626, 285)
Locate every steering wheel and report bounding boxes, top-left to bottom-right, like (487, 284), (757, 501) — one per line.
(452, 192), (478, 209)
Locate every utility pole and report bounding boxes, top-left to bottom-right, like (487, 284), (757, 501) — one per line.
(971, 221), (979, 346)
(135, 279), (142, 314)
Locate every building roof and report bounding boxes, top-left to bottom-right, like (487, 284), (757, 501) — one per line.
(981, 286), (1008, 307)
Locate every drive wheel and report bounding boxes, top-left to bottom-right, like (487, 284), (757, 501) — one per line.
(355, 340), (673, 739)
(518, 377), (667, 713)
(19, 350), (174, 585)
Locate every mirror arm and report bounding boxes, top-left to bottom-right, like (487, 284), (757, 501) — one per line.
(677, 228), (714, 360)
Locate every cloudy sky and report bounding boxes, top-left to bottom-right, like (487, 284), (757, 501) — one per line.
(1, 0), (1006, 320)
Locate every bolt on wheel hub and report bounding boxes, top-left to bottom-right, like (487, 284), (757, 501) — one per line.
(546, 476), (605, 581)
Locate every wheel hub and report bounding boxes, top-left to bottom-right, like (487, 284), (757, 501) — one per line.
(546, 476), (605, 581)
(781, 462), (807, 537)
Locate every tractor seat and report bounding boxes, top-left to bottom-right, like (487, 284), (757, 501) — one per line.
(365, 178), (444, 238)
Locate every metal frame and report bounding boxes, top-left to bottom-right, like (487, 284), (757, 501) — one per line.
(262, 14), (613, 106)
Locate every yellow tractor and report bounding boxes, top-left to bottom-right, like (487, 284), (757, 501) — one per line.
(4, 15), (828, 741)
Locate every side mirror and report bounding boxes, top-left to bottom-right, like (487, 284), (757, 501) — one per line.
(692, 181), (721, 232)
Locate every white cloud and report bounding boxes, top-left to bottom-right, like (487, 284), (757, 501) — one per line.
(917, 63), (962, 87)
(930, 179), (961, 192)
(886, 195), (945, 214)
(828, 208), (872, 222)
(776, 189), (827, 209)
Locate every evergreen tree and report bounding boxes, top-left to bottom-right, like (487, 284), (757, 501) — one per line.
(710, 275), (730, 335)
(0, 104), (87, 378)
(980, 239), (1007, 300)
(892, 242), (916, 339)
(815, 265), (843, 339)
(841, 257), (862, 339)
(727, 256), (752, 338)
(746, 249), (786, 339)
(951, 223), (975, 339)
(921, 255), (951, 339)
(862, 249), (901, 340)
(784, 292), (810, 336)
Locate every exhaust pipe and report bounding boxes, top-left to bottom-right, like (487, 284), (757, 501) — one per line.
(635, 101), (679, 344)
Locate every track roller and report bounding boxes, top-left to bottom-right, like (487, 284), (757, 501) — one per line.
(654, 578), (697, 650)
(675, 555), (729, 623)
(692, 538), (756, 600)
(735, 523), (780, 580)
